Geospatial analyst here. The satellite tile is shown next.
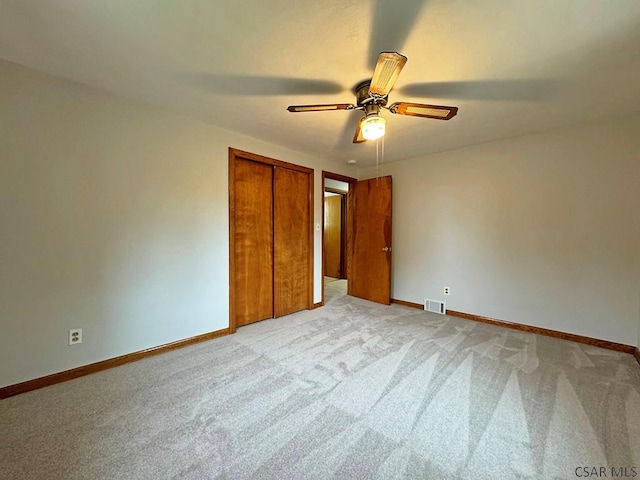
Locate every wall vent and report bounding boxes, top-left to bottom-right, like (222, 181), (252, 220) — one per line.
(424, 298), (446, 315)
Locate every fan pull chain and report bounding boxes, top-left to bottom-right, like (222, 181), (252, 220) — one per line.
(381, 134), (385, 179)
(376, 138), (380, 185)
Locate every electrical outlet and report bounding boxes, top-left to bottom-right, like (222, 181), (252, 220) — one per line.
(444, 287), (450, 296)
(69, 328), (82, 345)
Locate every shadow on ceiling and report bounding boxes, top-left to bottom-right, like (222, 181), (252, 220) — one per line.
(186, 74), (345, 96)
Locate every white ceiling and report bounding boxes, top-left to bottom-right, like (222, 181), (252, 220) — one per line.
(1, 0), (639, 166)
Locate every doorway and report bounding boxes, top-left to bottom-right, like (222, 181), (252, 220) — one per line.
(322, 171), (357, 305)
(322, 172), (393, 306)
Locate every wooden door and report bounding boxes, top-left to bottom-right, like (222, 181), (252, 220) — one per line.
(273, 166), (311, 317)
(324, 194), (342, 278)
(347, 176), (392, 304)
(231, 158), (274, 326)
(230, 148), (313, 331)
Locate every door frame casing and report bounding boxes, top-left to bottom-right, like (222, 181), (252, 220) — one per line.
(229, 148), (314, 333)
(321, 171), (357, 306)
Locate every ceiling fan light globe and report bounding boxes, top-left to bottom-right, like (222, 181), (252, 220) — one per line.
(361, 115), (386, 140)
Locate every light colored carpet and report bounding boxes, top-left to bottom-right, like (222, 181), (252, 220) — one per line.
(1, 280), (639, 479)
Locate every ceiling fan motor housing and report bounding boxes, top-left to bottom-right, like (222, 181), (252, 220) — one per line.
(355, 80), (388, 108)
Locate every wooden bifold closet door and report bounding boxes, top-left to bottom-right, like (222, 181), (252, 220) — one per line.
(232, 158), (274, 326)
(229, 149), (313, 331)
(273, 166), (310, 318)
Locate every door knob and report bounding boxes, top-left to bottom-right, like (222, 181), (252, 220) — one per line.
(382, 246), (391, 252)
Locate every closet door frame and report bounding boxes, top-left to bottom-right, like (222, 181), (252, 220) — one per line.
(228, 148), (314, 334)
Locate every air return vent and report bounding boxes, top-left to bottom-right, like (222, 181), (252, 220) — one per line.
(424, 299), (446, 315)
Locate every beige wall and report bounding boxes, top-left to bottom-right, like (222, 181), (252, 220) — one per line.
(361, 116), (640, 346)
(3, 57), (637, 390)
(0, 60), (356, 387)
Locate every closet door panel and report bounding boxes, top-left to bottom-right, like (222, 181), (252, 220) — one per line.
(273, 166), (310, 317)
(233, 158), (274, 326)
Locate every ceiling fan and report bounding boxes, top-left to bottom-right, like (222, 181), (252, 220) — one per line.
(287, 52), (458, 143)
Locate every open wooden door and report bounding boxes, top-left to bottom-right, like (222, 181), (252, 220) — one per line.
(347, 176), (392, 304)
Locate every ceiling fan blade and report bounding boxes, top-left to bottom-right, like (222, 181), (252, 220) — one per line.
(287, 103), (355, 112)
(353, 116), (367, 143)
(388, 102), (458, 120)
(369, 52), (408, 97)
